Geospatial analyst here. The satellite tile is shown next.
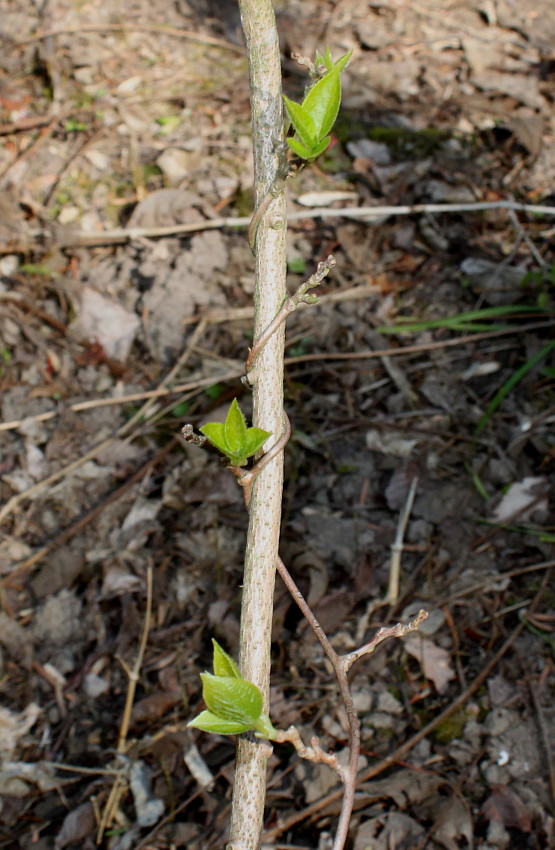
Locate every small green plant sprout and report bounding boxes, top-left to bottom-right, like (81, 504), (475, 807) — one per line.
(188, 640), (277, 738)
(199, 398), (271, 467)
(283, 47), (352, 161)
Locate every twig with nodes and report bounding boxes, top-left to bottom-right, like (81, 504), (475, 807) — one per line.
(245, 255), (337, 374)
(263, 567), (552, 844)
(183, 266), (428, 850)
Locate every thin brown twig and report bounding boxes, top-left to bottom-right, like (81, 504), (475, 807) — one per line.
(226, 398), (426, 850)
(285, 320), (555, 364)
(54, 200), (555, 248)
(274, 726), (344, 777)
(272, 558), (353, 848)
(0, 115), (67, 135)
(387, 476), (418, 605)
(117, 566), (153, 752)
(342, 609), (429, 674)
(274, 553), (427, 850)
(0, 116), (60, 182)
(0, 292), (69, 334)
(245, 256), (336, 373)
(17, 23), (244, 52)
(443, 559), (555, 605)
(262, 567), (552, 843)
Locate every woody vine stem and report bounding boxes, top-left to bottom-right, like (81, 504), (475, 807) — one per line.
(182, 3), (429, 849)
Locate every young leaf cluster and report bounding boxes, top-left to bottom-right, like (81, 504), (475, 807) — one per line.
(199, 398), (271, 467)
(283, 48), (352, 161)
(188, 640), (277, 738)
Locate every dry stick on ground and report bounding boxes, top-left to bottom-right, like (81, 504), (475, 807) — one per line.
(17, 23), (244, 52)
(444, 559), (555, 606)
(96, 567), (153, 842)
(0, 368), (241, 433)
(53, 200), (555, 248)
(2, 318), (552, 436)
(355, 477), (419, 645)
(263, 567), (552, 843)
(226, 0), (287, 847)
(387, 476), (418, 604)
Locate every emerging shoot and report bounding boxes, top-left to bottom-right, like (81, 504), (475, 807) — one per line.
(199, 398), (271, 467)
(188, 640), (277, 738)
(283, 48), (352, 161)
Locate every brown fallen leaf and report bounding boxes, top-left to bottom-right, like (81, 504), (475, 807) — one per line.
(55, 801), (96, 849)
(433, 796), (474, 850)
(404, 636), (456, 694)
(131, 691), (180, 726)
(482, 785), (532, 832)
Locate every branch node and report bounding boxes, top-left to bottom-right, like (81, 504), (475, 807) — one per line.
(245, 254), (336, 374)
(342, 609), (429, 674)
(269, 215), (286, 231)
(181, 423), (208, 449)
(274, 726), (345, 779)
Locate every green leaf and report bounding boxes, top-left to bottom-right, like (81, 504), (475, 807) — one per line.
(199, 400), (272, 465)
(188, 709), (253, 735)
(315, 46), (334, 71)
(223, 398), (248, 456)
(253, 712), (278, 739)
(201, 673), (263, 726)
(243, 427), (271, 458)
(287, 136), (319, 160)
(332, 48), (353, 74)
(199, 421), (227, 452)
(282, 96), (318, 148)
(212, 639), (241, 678)
(307, 136), (332, 159)
(287, 135), (331, 161)
(301, 66), (341, 141)
(283, 48), (352, 162)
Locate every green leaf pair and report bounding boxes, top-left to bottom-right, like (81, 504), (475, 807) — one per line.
(283, 48), (352, 161)
(188, 640), (277, 738)
(199, 398), (271, 467)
